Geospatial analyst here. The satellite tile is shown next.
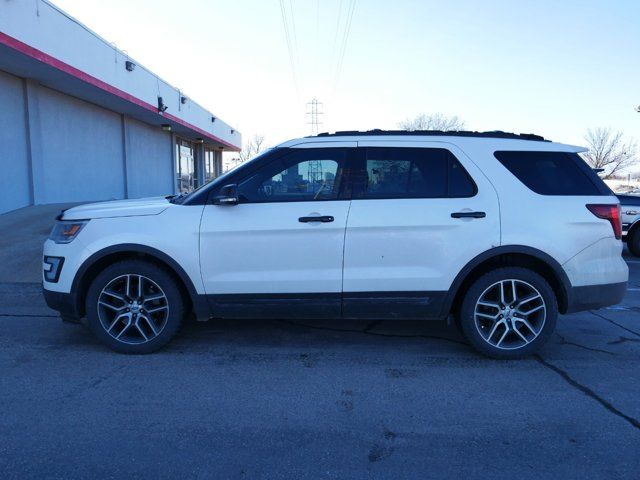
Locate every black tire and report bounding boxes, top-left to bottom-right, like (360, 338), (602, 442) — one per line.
(85, 260), (185, 354)
(628, 228), (640, 257)
(458, 267), (557, 359)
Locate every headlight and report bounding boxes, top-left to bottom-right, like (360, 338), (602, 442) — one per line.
(49, 220), (88, 244)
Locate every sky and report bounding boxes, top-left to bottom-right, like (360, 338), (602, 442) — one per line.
(51, 0), (639, 154)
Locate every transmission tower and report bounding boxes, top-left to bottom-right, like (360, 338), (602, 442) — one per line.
(306, 98), (324, 186)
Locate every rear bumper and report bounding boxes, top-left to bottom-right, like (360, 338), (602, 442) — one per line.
(565, 281), (627, 314)
(43, 286), (81, 321)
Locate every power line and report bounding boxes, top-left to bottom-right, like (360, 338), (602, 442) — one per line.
(333, 0), (356, 93)
(288, 0), (299, 65)
(278, 0), (299, 97)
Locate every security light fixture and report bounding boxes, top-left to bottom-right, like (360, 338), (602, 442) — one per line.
(636, 105), (640, 113)
(230, 129), (235, 134)
(125, 61), (136, 72)
(195, 138), (204, 144)
(161, 124), (172, 132)
(211, 116), (216, 123)
(157, 96), (168, 113)
(180, 96), (188, 104)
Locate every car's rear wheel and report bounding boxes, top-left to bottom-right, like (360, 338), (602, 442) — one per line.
(85, 260), (185, 353)
(458, 267), (557, 359)
(628, 228), (640, 257)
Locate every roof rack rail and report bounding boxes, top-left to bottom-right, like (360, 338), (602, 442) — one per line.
(313, 129), (548, 142)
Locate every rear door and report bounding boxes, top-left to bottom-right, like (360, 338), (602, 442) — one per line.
(342, 142), (500, 319)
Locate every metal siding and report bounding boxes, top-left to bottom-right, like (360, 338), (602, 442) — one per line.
(125, 118), (174, 198)
(0, 70), (31, 214)
(37, 86), (125, 203)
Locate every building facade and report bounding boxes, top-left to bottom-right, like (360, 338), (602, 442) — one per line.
(0, 0), (241, 215)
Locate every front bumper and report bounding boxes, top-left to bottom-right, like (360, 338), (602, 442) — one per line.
(43, 286), (82, 321)
(565, 281), (628, 314)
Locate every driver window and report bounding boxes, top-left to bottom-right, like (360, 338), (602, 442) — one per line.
(237, 149), (346, 203)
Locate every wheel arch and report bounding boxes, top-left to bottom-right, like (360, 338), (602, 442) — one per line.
(71, 244), (204, 318)
(628, 218), (640, 239)
(442, 246), (571, 317)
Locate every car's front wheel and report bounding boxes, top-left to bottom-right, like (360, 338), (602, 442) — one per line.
(458, 267), (557, 359)
(85, 260), (185, 353)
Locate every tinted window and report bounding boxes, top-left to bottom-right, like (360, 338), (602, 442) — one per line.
(494, 151), (611, 196)
(618, 194), (640, 206)
(237, 148), (347, 203)
(355, 148), (476, 199)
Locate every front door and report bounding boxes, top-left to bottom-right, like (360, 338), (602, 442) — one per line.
(199, 145), (354, 319)
(342, 142), (500, 319)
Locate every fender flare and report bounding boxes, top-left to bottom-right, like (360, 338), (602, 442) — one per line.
(71, 243), (206, 317)
(441, 245), (572, 316)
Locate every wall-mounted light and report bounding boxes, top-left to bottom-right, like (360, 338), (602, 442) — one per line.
(161, 124), (172, 132)
(230, 129), (235, 134)
(194, 138), (204, 144)
(157, 96), (168, 113)
(125, 61), (136, 72)
(180, 96), (188, 105)
(211, 116), (216, 123)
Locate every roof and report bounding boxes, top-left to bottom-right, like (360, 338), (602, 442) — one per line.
(313, 129), (549, 142)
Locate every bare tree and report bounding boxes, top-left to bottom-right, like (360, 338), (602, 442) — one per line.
(228, 134), (266, 170)
(582, 128), (638, 179)
(398, 113), (466, 132)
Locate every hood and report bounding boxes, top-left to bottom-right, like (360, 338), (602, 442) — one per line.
(61, 197), (171, 220)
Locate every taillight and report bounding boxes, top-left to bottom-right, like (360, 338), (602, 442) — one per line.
(586, 204), (622, 240)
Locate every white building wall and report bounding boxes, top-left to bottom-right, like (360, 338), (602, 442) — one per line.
(0, 0), (241, 149)
(0, 70), (31, 214)
(36, 86), (126, 203)
(125, 118), (174, 198)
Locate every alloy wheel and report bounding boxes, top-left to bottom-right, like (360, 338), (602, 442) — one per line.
(473, 279), (546, 350)
(97, 274), (169, 345)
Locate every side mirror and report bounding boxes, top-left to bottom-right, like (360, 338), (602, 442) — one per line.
(212, 184), (239, 205)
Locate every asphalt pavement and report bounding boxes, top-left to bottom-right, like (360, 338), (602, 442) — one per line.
(0, 228), (638, 478)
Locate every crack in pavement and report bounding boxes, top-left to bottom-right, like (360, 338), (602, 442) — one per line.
(275, 319), (468, 346)
(554, 332), (615, 356)
(534, 354), (640, 431)
(590, 311), (640, 338)
(0, 312), (58, 318)
(607, 336), (640, 345)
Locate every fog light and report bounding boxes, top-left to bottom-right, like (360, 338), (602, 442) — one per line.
(43, 256), (64, 283)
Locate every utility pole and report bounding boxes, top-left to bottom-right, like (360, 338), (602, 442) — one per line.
(305, 98), (324, 186)
(306, 98), (324, 135)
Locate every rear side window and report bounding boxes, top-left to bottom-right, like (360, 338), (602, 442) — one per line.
(494, 151), (612, 196)
(354, 147), (476, 199)
(618, 195), (640, 206)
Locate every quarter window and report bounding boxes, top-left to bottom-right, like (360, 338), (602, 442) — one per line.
(354, 147), (476, 199)
(494, 151), (612, 196)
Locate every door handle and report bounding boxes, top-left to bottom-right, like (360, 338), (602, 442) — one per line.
(299, 215), (334, 223)
(625, 210), (638, 215)
(451, 211), (486, 219)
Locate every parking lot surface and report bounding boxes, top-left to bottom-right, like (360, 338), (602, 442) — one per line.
(0, 249), (639, 479)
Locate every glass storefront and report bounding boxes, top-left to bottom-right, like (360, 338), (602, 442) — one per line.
(176, 139), (198, 193)
(204, 147), (222, 184)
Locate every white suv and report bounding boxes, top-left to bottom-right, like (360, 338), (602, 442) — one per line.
(43, 131), (628, 358)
